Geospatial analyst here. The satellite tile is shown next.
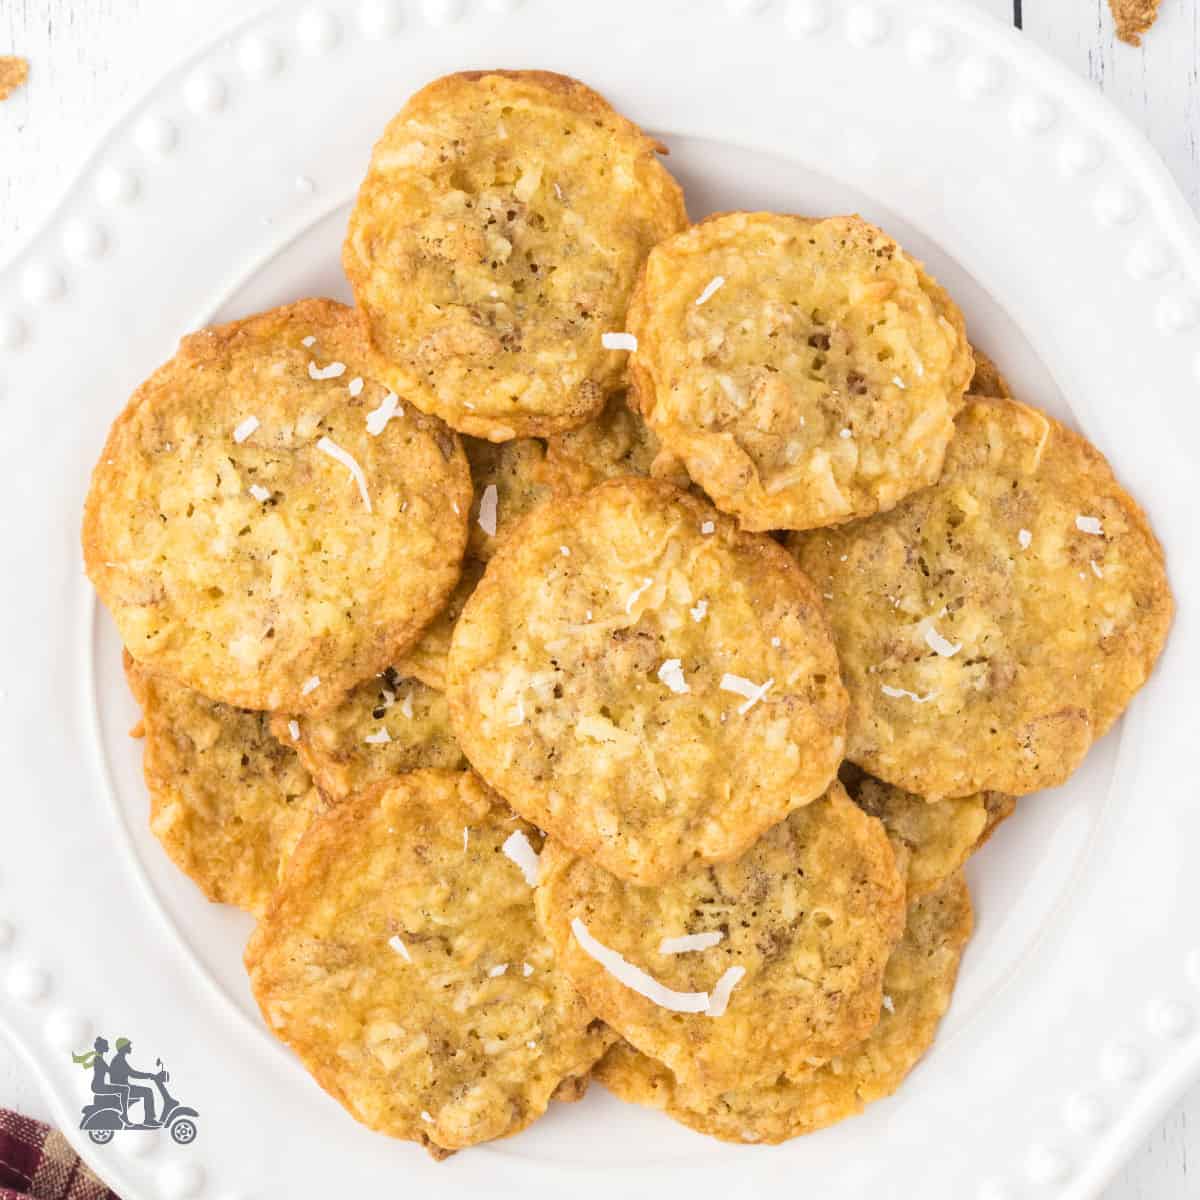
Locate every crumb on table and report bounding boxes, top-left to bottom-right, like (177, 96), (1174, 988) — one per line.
(0, 56), (28, 102)
(1109, 0), (1163, 46)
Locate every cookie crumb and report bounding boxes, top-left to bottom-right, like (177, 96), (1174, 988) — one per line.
(0, 57), (28, 103)
(1109, 0), (1162, 45)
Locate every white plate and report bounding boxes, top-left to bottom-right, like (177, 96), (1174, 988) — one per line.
(1, 1), (1198, 1197)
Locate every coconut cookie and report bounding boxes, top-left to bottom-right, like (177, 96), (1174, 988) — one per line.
(544, 393), (689, 494)
(595, 873), (973, 1143)
(627, 212), (974, 531)
(83, 299), (471, 716)
(343, 70), (687, 441)
(845, 769), (1014, 900)
(536, 781), (905, 1096)
(447, 478), (848, 884)
(791, 396), (1173, 798)
(393, 559), (485, 691)
(245, 770), (611, 1155)
(969, 347), (1012, 399)
(465, 436), (558, 562)
(125, 656), (323, 915)
(272, 669), (465, 802)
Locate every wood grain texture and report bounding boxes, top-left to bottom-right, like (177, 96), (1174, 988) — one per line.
(0, 2), (1197, 1196)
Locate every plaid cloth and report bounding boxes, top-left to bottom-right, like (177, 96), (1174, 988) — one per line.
(0, 1111), (119, 1200)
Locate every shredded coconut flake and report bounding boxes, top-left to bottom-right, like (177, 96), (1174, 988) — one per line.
(317, 436), (371, 512)
(720, 673), (774, 714)
(602, 332), (638, 352)
(657, 658), (690, 694)
(1076, 514), (1104, 535)
(488, 964), (509, 978)
(301, 676), (320, 695)
(366, 391), (401, 435)
(694, 275), (725, 306)
(364, 728), (391, 745)
(770, 636), (781, 648)
(700, 521), (715, 535)
(507, 692), (526, 727)
(348, 376), (364, 397)
(892, 375), (907, 389)
(388, 934), (411, 962)
(233, 415), (259, 443)
(287, 720), (300, 741)
(560, 545), (570, 557)
(420, 1111), (433, 1124)
(399, 692), (414, 720)
(882, 994), (895, 1014)
(690, 599), (708, 622)
(308, 359), (346, 380)
(1018, 528), (1033, 549)
(923, 626), (962, 658)
(881, 683), (938, 704)
(301, 335), (316, 348)
(625, 576), (654, 613)
(248, 484), (271, 502)
(705, 966), (746, 1018)
(502, 830), (540, 886)
(477, 483), (499, 536)
(522, 962), (534, 976)
(660, 931), (724, 955)
(462, 827), (469, 852)
(839, 427), (853, 439)
(571, 919), (710, 1013)
(1090, 560), (1104, 578)
(452, 501), (460, 515)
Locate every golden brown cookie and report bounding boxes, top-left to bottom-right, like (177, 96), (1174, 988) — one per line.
(791, 396), (1173, 798)
(344, 70), (687, 440)
(393, 559), (484, 691)
(845, 767), (1014, 900)
(627, 212), (973, 531)
(0, 56), (28, 102)
(536, 781), (905, 1096)
(465, 436), (557, 562)
(245, 770), (612, 1154)
(84, 299), (471, 715)
(125, 655), (322, 916)
(543, 392), (689, 493)
(447, 477), (848, 884)
(272, 669), (465, 802)
(969, 347), (1012, 399)
(595, 873), (973, 1143)
(1110, 0), (1160, 45)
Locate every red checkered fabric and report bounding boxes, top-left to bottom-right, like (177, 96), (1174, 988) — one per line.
(0, 1111), (119, 1200)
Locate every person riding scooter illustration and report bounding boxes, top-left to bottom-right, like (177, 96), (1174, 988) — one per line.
(107, 1038), (162, 1127)
(73, 1035), (201, 1145)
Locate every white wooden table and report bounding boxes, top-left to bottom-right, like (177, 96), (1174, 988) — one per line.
(0, 2), (1196, 1196)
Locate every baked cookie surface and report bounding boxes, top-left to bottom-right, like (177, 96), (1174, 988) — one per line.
(536, 782), (905, 1095)
(126, 656), (322, 916)
(344, 70), (687, 440)
(628, 212), (973, 531)
(272, 669), (465, 802)
(595, 873), (972, 1143)
(846, 768), (1013, 900)
(791, 396), (1172, 798)
(465, 435), (558, 562)
(447, 477), (848, 884)
(544, 392), (688, 493)
(245, 770), (611, 1154)
(83, 299), (471, 715)
(393, 558), (484, 691)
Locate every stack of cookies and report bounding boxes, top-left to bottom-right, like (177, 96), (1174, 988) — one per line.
(82, 70), (1174, 1157)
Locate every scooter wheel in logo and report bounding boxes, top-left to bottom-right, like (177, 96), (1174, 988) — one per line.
(88, 1129), (115, 1145)
(170, 1118), (197, 1145)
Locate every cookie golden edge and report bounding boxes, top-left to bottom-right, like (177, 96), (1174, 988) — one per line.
(594, 873), (974, 1144)
(344, 70), (688, 441)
